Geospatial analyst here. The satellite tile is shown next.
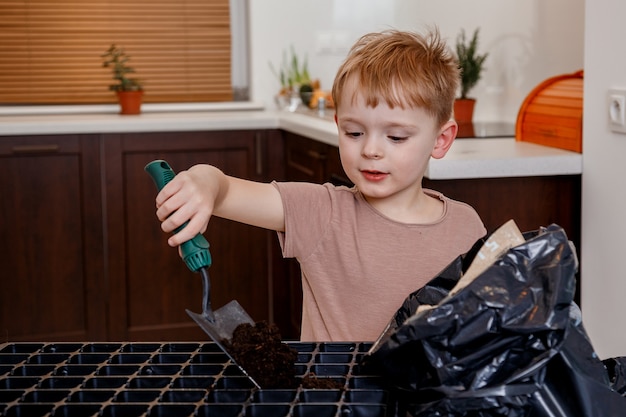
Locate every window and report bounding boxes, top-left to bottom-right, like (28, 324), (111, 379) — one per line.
(0, 0), (233, 104)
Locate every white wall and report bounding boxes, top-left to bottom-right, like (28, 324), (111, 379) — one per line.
(248, 0), (584, 123)
(581, 0), (626, 359)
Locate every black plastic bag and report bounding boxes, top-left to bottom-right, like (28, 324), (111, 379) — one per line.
(362, 224), (626, 417)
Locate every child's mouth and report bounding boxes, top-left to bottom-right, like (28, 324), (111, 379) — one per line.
(361, 170), (388, 182)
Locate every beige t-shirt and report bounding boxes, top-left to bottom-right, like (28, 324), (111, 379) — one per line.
(273, 182), (486, 342)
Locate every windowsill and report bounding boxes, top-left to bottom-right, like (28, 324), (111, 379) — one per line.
(0, 101), (265, 116)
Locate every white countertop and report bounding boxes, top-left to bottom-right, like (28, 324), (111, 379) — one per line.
(426, 138), (582, 179)
(0, 104), (582, 180)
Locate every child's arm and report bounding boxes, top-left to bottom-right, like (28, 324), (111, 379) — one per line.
(155, 164), (285, 247)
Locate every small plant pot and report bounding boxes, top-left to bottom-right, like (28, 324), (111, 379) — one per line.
(116, 90), (143, 115)
(453, 98), (476, 125)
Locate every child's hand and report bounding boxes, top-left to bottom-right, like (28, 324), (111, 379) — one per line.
(154, 163), (285, 247)
(155, 164), (221, 247)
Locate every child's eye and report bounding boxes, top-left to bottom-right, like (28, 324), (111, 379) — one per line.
(388, 136), (408, 142)
(345, 131), (363, 138)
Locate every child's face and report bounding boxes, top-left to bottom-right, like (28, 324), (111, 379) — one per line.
(335, 84), (447, 206)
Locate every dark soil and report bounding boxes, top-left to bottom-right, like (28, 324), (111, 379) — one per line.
(223, 321), (298, 389)
(223, 321), (344, 390)
(301, 373), (344, 389)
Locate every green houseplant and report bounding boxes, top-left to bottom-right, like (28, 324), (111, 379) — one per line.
(270, 46), (316, 110)
(101, 44), (144, 115)
(454, 28), (488, 127)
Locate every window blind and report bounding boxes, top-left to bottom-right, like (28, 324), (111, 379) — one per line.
(0, 0), (232, 104)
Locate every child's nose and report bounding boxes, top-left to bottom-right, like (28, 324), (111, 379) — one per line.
(362, 138), (383, 159)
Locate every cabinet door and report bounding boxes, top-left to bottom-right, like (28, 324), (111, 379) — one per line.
(0, 135), (105, 341)
(423, 175), (582, 304)
(103, 130), (274, 341)
(325, 145), (352, 187)
(423, 176), (581, 248)
(285, 131), (329, 183)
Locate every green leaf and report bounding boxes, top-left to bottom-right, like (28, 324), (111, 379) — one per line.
(455, 28), (488, 99)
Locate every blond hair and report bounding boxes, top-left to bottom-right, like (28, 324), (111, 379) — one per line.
(331, 28), (459, 127)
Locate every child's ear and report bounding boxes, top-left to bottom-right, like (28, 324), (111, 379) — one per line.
(431, 120), (457, 159)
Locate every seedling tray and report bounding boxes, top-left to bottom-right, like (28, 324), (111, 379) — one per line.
(0, 341), (394, 417)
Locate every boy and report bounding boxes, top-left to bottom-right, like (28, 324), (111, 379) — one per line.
(154, 29), (486, 342)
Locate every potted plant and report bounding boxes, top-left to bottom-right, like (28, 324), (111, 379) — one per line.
(454, 28), (488, 127)
(270, 47), (318, 111)
(101, 44), (144, 115)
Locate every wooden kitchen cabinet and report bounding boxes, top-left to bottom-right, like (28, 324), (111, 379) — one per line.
(284, 131), (350, 186)
(423, 175), (582, 304)
(423, 176), (582, 245)
(103, 130), (284, 341)
(0, 135), (106, 341)
(0, 129), (287, 342)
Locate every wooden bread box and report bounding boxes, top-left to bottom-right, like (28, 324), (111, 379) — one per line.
(515, 70), (583, 153)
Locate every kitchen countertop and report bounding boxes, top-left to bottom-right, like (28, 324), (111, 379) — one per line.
(0, 103), (582, 180)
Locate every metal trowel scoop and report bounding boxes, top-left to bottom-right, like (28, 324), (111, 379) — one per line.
(144, 160), (260, 388)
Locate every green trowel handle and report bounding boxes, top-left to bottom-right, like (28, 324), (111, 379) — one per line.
(144, 160), (212, 272)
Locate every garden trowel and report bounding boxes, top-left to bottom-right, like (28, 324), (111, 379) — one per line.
(144, 159), (260, 388)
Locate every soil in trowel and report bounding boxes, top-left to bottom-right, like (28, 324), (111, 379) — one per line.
(223, 321), (343, 390)
(224, 321), (297, 389)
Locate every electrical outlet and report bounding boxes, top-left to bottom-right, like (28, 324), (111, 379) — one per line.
(608, 89), (626, 134)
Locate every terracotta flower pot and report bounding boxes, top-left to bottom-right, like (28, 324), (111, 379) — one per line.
(116, 90), (143, 115)
(453, 98), (476, 138)
(453, 98), (476, 125)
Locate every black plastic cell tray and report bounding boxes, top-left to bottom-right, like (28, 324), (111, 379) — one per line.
(0, 341), (393, 417)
